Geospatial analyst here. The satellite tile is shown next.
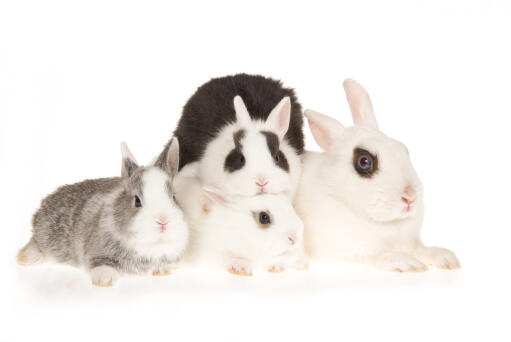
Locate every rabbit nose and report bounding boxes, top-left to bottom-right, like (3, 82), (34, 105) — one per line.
(401, 196), (413, 205)
(404, 186), (416, 199)
(155, 216), (168, 226)
(256, 178), (269, 187)
(288, 233), (298, 245)
(402, 186), (416, 204)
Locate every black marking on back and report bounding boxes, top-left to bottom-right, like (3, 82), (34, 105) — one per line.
(224, 129), (246, 173)
(156, 74), (304, 170)
(260, 131), (289, 172)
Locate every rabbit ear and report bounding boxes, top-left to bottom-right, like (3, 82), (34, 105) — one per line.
(163, 137), (180, 178)
(265, 96), (291, 140)
(120, 142), (139, 178)
(233, 95), (251, 127)
(202, 186), (230, 207)
(343, 79), (379, 130)
(304, 110), (344, 151)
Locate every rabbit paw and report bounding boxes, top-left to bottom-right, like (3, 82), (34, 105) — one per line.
(152, 268), (171, 276)
(90, 265), (120, 287)
(295, 255), (310, 270)
(373, 252), (428, 273)
(414, 247), (460, 270)
(17, 239), (42, 266)
(268, 265), (285, 273)
(227, 259), (252, 276)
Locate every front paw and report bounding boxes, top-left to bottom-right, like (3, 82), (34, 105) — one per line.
(227, 259), (252, 276)
(268, 265), (285, 273)
(90, 265), (120, 287)
(295, 255), (310, 271)
(374, 252), (428, 273)
(152, 268), (171, 276)
(415, 247), (460, 270)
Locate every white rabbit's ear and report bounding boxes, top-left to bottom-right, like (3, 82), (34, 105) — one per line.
(304, 110), (344, 151)
(265, 96), (291, 140)
(343, 79), (379, 130)
(233, 95), (251, 127)
(202, 186), (230, 207)
(120, 142), (139, 177)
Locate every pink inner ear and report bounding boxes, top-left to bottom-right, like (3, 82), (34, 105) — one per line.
(266, 97), (291, 138)
(343, 79), (379, 130)
(203, 188), (228, 206)
(308, 120), (331, 150)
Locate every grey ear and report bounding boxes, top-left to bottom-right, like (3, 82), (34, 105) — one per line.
(155, 137), (179, 178)
(121, 142), (139, 178)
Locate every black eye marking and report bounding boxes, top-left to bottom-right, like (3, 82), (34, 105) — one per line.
(353, 148), (378, 178)
(253, 210), (272, 228)
(260, 131), (289, 172)
(165, 180), (177, 203)
(224, 130), (246, 173)
(134, 195), (142, 207)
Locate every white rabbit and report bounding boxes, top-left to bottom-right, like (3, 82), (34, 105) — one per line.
(294, 79), (460, 272)
(174, 171), (308, 275)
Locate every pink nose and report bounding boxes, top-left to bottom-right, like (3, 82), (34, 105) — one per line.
(156, 217), (168, 226)
(401, 196), (413, 205)
(256, 179), (268, 187)
(288, 233), (297, 245)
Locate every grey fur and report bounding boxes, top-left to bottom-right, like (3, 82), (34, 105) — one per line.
(29, 169), (181, 275)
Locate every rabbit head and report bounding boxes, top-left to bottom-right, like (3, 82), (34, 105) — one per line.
(198, 96), (299, 197)
(115, 139), (188, 256)
(304, 79), (423, 223)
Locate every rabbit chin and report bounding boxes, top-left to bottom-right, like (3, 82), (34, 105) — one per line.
(123, 225), (189, 259)
(364, 200), (421, 223)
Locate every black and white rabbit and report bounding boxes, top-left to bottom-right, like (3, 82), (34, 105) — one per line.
(157, 74), (304, 198)
(17, 139), (189, 286)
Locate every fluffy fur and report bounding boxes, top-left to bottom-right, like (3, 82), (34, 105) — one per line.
(174, 169), (308, 275)
(294, 79), (460, 272)
(157, 74), (304, 198)
(17, 139), (189, 286)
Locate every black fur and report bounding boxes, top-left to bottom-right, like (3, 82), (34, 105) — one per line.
(261, 131), (289, 172)
(224, 129), (246, 172)
(158, 74), (304, 170)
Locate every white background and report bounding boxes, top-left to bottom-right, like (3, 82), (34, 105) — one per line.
(1, 1), (510, 341)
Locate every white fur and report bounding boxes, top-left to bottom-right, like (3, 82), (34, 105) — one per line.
(198, 96), (301, 199)
(294, 79), (460, 271)
(90, 265), (120, 286)
(120, 167), (189, 260)
(174, 173), (307, 273)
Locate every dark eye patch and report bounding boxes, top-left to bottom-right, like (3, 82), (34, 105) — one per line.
(224, 129), (246, 173)
(353, 147), (378, 178)
(252, 210), (273, 229)
(260, 131), (289, 172)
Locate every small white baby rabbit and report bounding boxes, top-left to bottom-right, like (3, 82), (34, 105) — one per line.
(174, 171), (307, 275)
(17, 139), (189, 286)
(294, 79), (460, 272)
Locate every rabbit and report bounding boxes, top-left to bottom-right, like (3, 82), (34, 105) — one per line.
(294, 79), (460, 272)
(17, 138), (189, 286)
(173, 171), (308, 276)
(156, 74), (304, 199)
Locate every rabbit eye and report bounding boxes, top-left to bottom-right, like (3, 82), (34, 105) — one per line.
(259, 211), (271, 225)
(274, 154), (280, 162)
(353, 148), (378, 178)
(358, 155), (372, 170)
(240, 155), (246, 164)
(134, 196), (142, 208)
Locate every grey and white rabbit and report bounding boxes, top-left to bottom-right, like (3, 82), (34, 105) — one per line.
(17, 139), (189, 286)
